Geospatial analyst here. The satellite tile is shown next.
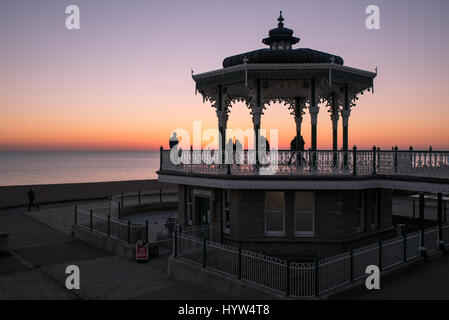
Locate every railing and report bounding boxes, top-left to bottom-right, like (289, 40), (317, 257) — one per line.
(179, 223), (221, 242)
(174, 223), (449, 298)
(112, 189), (178, 209)
(76, 207), (147, 244)
(159, 148), (449, 178)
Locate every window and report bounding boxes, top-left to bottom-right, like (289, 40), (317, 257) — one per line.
(369, 190), (378, 229)
(356, 191), (365, 232)
(222, 190), (230, 234)
(294, 192), (314, 237)
(265, 191), (285, 236)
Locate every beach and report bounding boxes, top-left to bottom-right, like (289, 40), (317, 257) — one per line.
(0, 179), (176, 209)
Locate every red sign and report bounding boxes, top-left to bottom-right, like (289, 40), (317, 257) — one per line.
(136, 242), (149, 261)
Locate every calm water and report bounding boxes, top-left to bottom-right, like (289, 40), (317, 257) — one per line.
(0, 151), (160, 186)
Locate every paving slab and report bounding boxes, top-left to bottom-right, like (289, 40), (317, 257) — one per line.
(0, 270), (74, 300)
(43, 255), (234, 300)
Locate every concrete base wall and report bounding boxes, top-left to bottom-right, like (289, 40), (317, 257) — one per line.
(72, 225), (159, 260)
(167, 256), (284, 299)
(0, 179), (177, 209)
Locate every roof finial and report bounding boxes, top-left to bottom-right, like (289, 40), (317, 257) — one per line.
(277, 11), (284, 27)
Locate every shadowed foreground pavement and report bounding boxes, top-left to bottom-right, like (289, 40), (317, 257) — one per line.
(0, 203), (232, 300)
(2, 201), (449, 299)
(348, 254), (449, 300)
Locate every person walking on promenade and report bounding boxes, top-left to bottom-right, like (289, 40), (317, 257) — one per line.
(27, 188), (39, 212)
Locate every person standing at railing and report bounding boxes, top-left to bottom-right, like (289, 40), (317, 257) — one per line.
(226, 138), (234, 165)
(289, 135), (305, 166)
(235, 139), (243, 164)
(290, 135), (305, 151)
(169, 132), (178, 150)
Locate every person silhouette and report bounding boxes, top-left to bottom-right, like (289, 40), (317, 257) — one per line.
(27, 188), (39, 212)
(226, 138), (234, 164)
(169, 132), (178, 150)
(290, 135), (305, 151)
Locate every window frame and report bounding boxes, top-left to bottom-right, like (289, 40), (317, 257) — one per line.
(264, 191), (285, 236)
(293, 191), (315, 237)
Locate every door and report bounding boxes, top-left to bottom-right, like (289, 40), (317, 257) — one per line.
(195, 197), (210, 225)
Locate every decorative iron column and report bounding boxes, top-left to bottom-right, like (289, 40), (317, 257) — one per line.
(330, 93), (339, 152)
(252, 78), (263, 165)
(216, 85), (228, 158)
(330, 93), (339, 167)
(309, 79), (319, 151)
(342, 83), (351, 168)
(294, 97), (305, 151)
(342, 83), (351, 152)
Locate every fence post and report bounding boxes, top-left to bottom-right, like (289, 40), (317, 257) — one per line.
(403, 233), (407, 262)
(419, 193), (428, 261)
(118, 202), (121, 219)
(174, 228), (178, 257)
(238, 246), (242, 280)
(159, 146), (163, 170)
(412, 199), (416, 219)
(145, 220), (149, 243)
(372, 145), (377, 174)
(138, 190), (141, 205)
(314, 260), (319, 296)
(90, 210), (93, 231)
(350, 249), (354, 283)
(437, 193), (445, 251)
(203, 238), (207, 268)
(445, 201), (447, 223)
(107, 215), (111, 237)
(74, 206), (77, 225)
(394, 146), (398, 173)
(378, 241), (383, 271)
(352, 145), (357, 176)
(286, 260), (291, 297)
(127, 220), (131, 244)
(121, 192), (124, 208)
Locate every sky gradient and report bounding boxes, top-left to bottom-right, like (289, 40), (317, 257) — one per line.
(1, 0), (449, 151)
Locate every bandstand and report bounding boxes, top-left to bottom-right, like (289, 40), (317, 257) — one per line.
(158, 13), (449, 258)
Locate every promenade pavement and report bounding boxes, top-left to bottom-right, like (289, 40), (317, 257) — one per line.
(0, 202), (232, 300)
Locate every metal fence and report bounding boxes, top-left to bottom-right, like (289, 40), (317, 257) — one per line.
(76, 207), (147, 244)
(112, 189), (178, 209)
(174, 223), (449, 298)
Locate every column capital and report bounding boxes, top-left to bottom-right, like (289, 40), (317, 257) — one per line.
(309, 106), (320, 125)
(252, 110), (262, 126)
(341, 109), (351, 127)
(216, 108), (229, 128)
(330, 111), (339, 129)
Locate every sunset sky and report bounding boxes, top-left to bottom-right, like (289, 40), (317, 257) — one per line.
(1, 0), (449, 151)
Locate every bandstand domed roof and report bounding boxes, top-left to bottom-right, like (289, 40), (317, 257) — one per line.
(222, 11), (344, 68)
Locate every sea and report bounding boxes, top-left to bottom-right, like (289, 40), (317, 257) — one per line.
(0, 151), (160, 186)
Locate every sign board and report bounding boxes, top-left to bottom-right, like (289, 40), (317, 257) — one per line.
(136, 241), (149, 262)
(193, 189), (214, 200)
